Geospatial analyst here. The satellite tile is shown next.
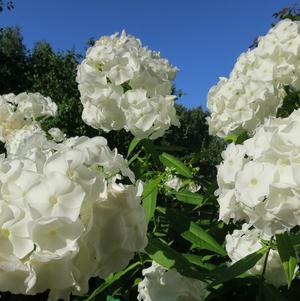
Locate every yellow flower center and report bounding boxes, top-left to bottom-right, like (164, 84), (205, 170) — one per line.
(250, 178), (258, 186)
(0, 228), (10, 237)
(49, 195), (58, 205)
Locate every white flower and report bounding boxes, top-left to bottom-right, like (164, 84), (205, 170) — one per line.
(26, 172), (86, 222)
(217, 189), (247, 224)
(164, 175), (201, 193)
(0, 95), (30, 142)
(165, 175), (184, 191)
(217, 143), (247, 187)
(14, 92), (57, 118)
(26, 251), (76, 296)
(207, 19), (300, 137)
(77, 31), (180, 139)
(164, 167), (201, 193)
(30, 217), (84, 255)
(87, 180), (148, 278)
(5, 123), (54, 158)
(137, 261), (208, 301)
(0, 92), (57, 143)
(62, 136), (135, 182)
(225, 225), (297, 287)
(0, 253), (28, 294)
(0, 134), (147, 300)
(0, 201), (33, 259)
(235, 161), (275, 207)
(216, 108), (300, 235)
(48, 128), (66, 142)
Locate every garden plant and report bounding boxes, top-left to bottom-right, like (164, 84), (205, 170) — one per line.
(1, 5), (300, 301)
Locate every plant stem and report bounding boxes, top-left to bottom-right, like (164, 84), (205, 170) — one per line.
(258, 237), (273, 301)
(261, 247), (271, 280)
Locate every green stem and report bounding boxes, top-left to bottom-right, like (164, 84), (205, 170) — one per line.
(261, 247), (271, 278)
(258, 239), (273, 301)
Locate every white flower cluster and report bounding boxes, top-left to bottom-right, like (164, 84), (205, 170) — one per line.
(0, 135), (148, 300)
(137, 261), (208, 301)
(207, 19), (300, 137)
(225, 225), (295, 287)
(5, 123), (51, 158)
(77, 31), (180, 139)
(217, 108), (300, 235)
(164, 168), (201, 193)
(48, 127), (66, 142)
(0, 92), (57, 143)
(165, 175), (201, 192)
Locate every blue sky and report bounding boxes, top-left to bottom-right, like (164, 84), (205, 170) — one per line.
(0, 0), (296, 109)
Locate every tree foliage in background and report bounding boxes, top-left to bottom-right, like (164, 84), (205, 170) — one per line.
(0, 0), (13, 12)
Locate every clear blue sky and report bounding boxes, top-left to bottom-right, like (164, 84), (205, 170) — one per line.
(0, 0), (296, 109)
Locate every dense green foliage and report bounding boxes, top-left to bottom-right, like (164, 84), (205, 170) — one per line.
(0, 0), (13, 13)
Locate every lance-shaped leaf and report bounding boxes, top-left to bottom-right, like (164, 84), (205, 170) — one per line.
(142, 139), (161, 168)
(174, 190), (204, 206)
(159, 152), (193, 178)
(210, 247), (268, 286)
(183, 254), (216, 271)
(127, 137), (141, 157)
(275, 232), (297, 288)
(84, 261), (141, 301)
(142, 177), (161, 222)
(145, 237), (206, 280)
(167, 210), (226, 256)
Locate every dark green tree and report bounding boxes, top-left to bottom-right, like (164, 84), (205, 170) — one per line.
(0, 27), (27, 94)
(0, 0), (13, 12)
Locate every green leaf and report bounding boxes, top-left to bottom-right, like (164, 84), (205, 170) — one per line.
(145, 237), (206, 280)
(167, 210), (226, 256)
(132, 277), (142, 288)
(276, 85), (300, 118)
(142, 187), (158, 222)
(146, 238), (175, 269)
(289, 231), (300, 246)
(128, 151), (140, 165)
(236, 131), (248, 144)
(224, 134), (238, 143)
(127, 137), (140, 157)
(84, 261), (141, 301)
(174, 190), (204, 206)
(106, 296), (121, 301)
(275, 232), (297, 288)
(142, 177), (161, 199)
(210, 247), (268, 286)
(159, 152), (192, 178)
(183, 254), (216, 271)
(142, 139), (161, 168)
(142, 177), (161, 222)
(224, 131), (248, 144)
